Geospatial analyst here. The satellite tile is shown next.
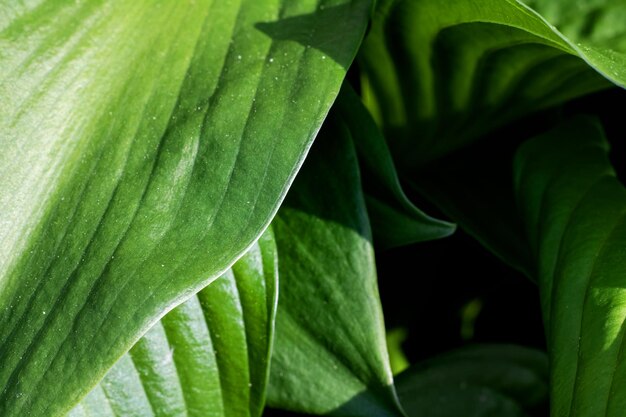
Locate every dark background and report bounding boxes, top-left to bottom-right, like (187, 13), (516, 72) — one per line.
(375, 86), (626, 364)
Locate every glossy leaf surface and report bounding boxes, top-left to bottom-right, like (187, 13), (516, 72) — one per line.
(68, 232), (277, 417)
(267, 112), (404, 417)
(0, 1), (371, 415)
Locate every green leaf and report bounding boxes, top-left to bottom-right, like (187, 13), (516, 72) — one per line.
(0, 2), (372, 415)
(396, 345), (549, 417)
(267, 111), (404, 417)
(513, 117), (626, 416)
(335, 84), (455, 249)
(68, 231), (277, 417)
(358, 0), (622, 166)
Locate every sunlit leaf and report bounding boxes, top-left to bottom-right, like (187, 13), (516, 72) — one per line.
(514, 117), (626, 416)
(0, 1), (372, 415)
(67, 232), (277, 417)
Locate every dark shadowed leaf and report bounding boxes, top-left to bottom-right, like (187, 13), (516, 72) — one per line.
(359, 0), (625, 166)
(336, 85), (455, 249)
(396, 344), (549, 417)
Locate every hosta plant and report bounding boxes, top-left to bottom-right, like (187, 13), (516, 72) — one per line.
(2, 0), (626, 416)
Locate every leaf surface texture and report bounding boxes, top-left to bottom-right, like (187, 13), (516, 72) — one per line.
(0, 1), (372, 415)
(267, 110), (404, 417)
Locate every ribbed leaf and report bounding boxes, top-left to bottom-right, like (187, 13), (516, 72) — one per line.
(267, 111), (404, 417)
(359, 0), (624, 166)
(0, 1), (372, 415)
(68, 231), (277, 417)
(513, 117), (626, 416)
(396, 345), (548, 417)
(335, 84), (455, 249)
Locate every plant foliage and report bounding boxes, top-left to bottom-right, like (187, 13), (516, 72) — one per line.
(2, 1), (626, 416)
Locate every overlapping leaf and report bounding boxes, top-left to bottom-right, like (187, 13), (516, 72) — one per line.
(267, 110), (404, 417)
(396, 345), (549, 417)
(359, 0), (625, 166)
(335, 85), (455, 248)
(67, 232), (277, 417)
(0, 1), (372, 415)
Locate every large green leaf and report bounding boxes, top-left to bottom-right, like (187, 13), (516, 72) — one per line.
(0, 2), (372, 415)
(68, 231), (277, 417)
(395, 345), (549, 417)
(335, 84), (455, 249)
(267, 111), (404, 417)
(358, 0), (623, 166)
(513, 117), (626, 416)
